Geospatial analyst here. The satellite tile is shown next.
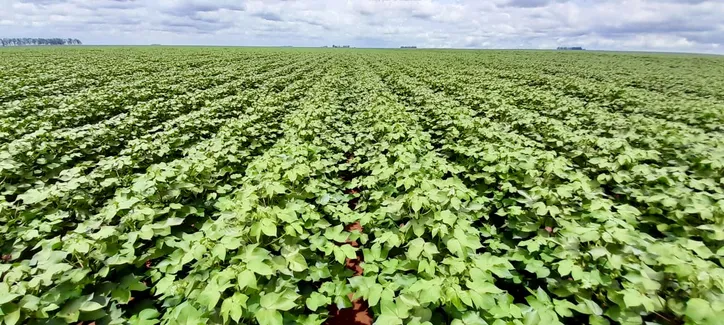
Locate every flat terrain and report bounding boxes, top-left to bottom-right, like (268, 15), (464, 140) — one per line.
(1, 47), (723, 325)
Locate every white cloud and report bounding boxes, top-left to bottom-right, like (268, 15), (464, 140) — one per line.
(1, 0), (723, 53)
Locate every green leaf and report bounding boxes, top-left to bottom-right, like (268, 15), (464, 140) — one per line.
(557, 260), (573, 276)
(220, 293), (247, 323)
(260, 290), (300, 311)
(237, 270), (257, 290)
(260, 218), (277, 237)
(129, 308), (160, 325)
(554, 300), (574, 317)
(57, 297), (84, 323)
(407, 238), (425, 260)
(256, 308), (283, 325)
(118, 196), (141, 210)
(174, 302), (205, 325)
(0, 283), (19, 304)
(18, 188), (48, 205)
(211, 244), (227, 261)
(368, 285), (383, 307)
(18, 295), (41, 311)
(447, 239), (463, 256)
(3, 307), (21, 325)
(286, 170), (297, 183)
(376, 314), (403, 325)
(265, 182), (287, 197)
(411, 197), (423, 213)
(582, 299), (603, 316)
(589, 315), (610, 325)
(473, 282), (503, 294)
(588, 247), (608, 260)
(333, 246), (346, 264)
(439, 210), (457, 226)
(198, 286), (221, 310)
(340, 245), (357, 260)
(79, 300), (105, 312)
(297, 314), (325, 325)
(111, 288), (131, 304)
(547, 205), (560, 216)
(622, 289), (643, 308)
(154, 275), (175, 296)
(305, 292), (330, 311)
(287, 252), (308, 272)
(686, 298), (713, 322)
(399, 293), (420, 308)
(248, 260), (274, 276)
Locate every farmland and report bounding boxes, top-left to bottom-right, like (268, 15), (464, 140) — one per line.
(1, 47), (723, 325)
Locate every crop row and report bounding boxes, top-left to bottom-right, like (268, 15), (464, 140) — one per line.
(1, 48), (723, 325)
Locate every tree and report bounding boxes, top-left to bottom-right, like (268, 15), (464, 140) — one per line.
(0, 38), (83, 46)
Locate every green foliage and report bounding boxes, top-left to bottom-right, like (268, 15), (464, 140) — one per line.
(1, 47), (723, 325)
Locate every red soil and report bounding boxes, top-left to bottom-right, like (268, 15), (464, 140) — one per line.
(326, 154), (372, 325)
(326, 294), (373, 325)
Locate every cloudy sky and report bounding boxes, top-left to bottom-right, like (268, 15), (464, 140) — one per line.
(2, 0), (723, 53)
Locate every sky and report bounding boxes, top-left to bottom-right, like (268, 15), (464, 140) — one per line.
(2, 0), (724, 53)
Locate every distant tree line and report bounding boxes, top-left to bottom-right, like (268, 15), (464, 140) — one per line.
(1, 38), (83, 46)
(557, 46), (584, 50)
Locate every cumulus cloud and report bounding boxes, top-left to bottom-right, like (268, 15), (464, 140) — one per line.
(502, 0), (567, 9)
(1, 0), (723, 53)
(252, 11), (284, 22)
